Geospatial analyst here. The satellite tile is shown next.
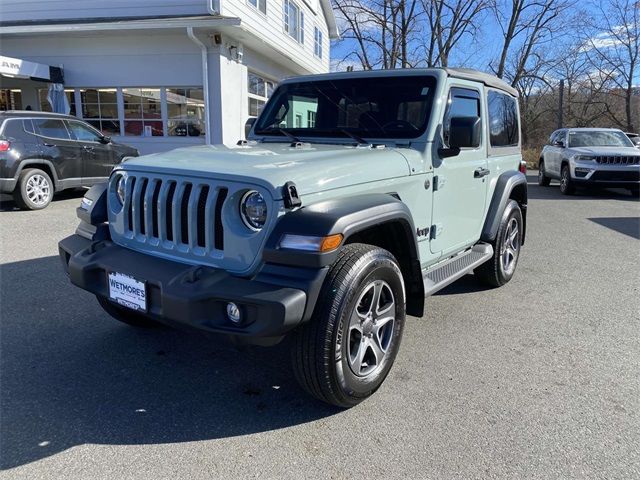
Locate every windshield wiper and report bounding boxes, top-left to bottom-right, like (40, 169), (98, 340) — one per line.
(277, 128), (301, 143)
(339, 129), (369, 145)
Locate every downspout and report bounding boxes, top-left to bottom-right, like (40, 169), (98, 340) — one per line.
(187, 26), (211, 145)
(208, 0), (220, 15)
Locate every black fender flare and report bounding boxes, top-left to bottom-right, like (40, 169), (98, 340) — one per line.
(263, 193), (419, 268)
(263, 193), (425, 318)
(481, 170), (528, 245)
(14, 159), (61, 190)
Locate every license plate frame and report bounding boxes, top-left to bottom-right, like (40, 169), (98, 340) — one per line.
(107, 271), (147, 312)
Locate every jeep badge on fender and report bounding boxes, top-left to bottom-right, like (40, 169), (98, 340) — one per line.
(59, 68), (527, 408)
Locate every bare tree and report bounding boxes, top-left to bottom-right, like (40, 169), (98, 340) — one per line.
(422, 0), (491, 67)
(491, 0), (570, 86)
(333, 0), (421, 69)
(582, 0), (639, 131)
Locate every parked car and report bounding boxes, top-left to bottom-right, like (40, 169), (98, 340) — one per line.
(60, 68), (528, 407)
(538, 128), (640, 195)
(625, 132), (640, 148)
(0, 111), (139, 210)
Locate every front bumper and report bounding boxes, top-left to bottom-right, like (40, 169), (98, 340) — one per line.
(571, 164), (640, 188)
(59, 234), (319, 338)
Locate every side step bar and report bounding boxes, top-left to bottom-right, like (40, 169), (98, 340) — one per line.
(423, 243), (493, 296)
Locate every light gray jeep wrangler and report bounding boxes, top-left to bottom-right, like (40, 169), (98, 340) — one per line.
(59, 68), (528, 407)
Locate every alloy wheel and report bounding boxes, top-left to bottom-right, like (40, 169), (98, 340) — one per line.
(347, 280), (396, 377)
(26, 174), (51, 206)
(501, 217), (519, 275)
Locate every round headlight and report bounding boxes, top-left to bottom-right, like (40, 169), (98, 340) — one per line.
(240, 190), (267, 231)
(115, 174), (126, 205)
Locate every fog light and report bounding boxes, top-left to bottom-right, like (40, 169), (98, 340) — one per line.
(575, 167), (591, 178)
(226, 302), (241, 323)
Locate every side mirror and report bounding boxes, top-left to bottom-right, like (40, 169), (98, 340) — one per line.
(439, 116), (481, 158)
(553, 140), (564, 147)
(244, 117), (256, 139)
(101, 135), (112, 144)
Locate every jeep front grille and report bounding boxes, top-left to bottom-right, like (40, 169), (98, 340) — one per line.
(124, 175), (228, 254)
(594, 155), (640, 165)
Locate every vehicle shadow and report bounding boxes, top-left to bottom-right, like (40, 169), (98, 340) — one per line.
(0, 189), (86, 212)
(526, 173), (639, 201)
(0, 256), (339, 471)
(589, 217), (640, 240)
(434, 273), (494, 296)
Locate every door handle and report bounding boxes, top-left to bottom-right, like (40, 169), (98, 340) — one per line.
(43, 143), (55, 147)
(474, 167), (490, 178)
(83, 146), (94, 152)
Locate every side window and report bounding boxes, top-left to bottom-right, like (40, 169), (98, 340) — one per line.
(443, 87), (481, 146)
(487, 90), (519, 147)
(32, 118), (71, 140)
(548, 131), (558, 145)
(67, 121), (102, 142)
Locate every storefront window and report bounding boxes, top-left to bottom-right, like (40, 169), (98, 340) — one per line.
(123, 88), (163, 137)
(79, 89), (118, 134)
(0, 89), (23, 111)
(38, 88), (76, 115)
(248, 72), (274, 117)
(167, 88), (205, 137)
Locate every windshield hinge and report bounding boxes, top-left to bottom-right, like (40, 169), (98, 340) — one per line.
(433, 176), (439, 191)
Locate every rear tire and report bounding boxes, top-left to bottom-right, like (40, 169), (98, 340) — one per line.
(537, 160), (551, 186)
(291, 243), (406, 408)
(96, 296), (157, 328)
(475, 200), (523, 288)
(13, 168), (53, 210)
(559, 165), (575, 195)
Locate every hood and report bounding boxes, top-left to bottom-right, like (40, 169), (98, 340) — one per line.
(120, 143), (412, 199)
(569, 146), (640, 156)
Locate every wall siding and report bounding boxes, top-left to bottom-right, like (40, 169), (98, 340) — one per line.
(0, 0), (208, 22)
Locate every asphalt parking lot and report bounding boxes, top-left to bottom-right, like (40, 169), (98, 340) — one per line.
(1, 175), (639, 479)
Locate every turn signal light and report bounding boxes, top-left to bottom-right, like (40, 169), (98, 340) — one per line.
(0, 141), (10, 152)
(320, 234), (343, 252)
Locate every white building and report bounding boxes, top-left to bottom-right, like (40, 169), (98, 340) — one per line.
(0, 0), (338, 154)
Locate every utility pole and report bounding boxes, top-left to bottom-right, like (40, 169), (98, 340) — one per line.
(557, 79), (564, 129)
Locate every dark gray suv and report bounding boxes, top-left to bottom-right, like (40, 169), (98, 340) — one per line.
(0, 111), (138, 210)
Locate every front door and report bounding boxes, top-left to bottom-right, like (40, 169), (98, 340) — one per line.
(66, 120), (115, 182)
(430, 86), (488, 255)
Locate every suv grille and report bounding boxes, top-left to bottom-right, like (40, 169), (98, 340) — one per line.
(594, 155), (640, 165)
(124, 175), (228, 254)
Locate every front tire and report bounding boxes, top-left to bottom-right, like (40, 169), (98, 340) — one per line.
(13, 168), (53, 210)
(475, 200), (523, 288)
(560, 165), (575, 195)
(537, 160), (551, 186)
(291, 244), (406, 408)
(96, 296), (157, 328)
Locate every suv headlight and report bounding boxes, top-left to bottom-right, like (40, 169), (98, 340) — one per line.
(113, 173), (126, 206)
(240, 190), (267, 231)
(575, 155), (595, 162)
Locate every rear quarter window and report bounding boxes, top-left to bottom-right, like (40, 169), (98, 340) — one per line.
(1, 119), (30, 140)
(487, 90), (519, 147)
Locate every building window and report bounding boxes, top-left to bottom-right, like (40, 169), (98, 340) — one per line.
(248, 72), (274, 117)
(80, 89), (119, 135)
(38, 88), (76, 115)
(167, 88), (206, 137)
(307, 110), (316, 127)
(0, 89), (22, 111)
(284, 0), (304, 43)
(248, 0), (266, 14)
(123, 88), (163, 137)
(314, 27), (323, 58)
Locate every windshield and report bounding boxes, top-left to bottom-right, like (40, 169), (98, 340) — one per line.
(254, 76), (437, 140)
(568, 130), (634, 148)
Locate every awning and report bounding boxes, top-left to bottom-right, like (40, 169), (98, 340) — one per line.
(0, 55), (64, 83)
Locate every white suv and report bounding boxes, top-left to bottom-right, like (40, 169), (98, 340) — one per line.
(539, 128), (640, 195)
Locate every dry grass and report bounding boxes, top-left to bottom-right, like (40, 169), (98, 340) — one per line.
(522, 148), (541, 169)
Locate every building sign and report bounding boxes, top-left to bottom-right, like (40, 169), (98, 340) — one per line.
(0, 55), (51, 80)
